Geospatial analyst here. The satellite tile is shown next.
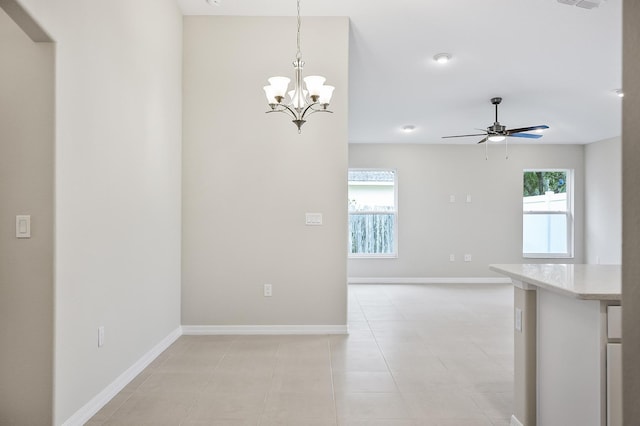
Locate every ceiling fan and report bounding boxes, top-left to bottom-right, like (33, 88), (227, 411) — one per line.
(442, 97), (549, 144)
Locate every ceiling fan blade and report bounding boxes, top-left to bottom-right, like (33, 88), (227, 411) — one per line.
(477, 137), (488, 144)
(507, 125), (549, 134)
(442, 133), (487, 139)
(509, 133), (543, 139)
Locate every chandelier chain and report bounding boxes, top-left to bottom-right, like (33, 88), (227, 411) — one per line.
(296, 0), (302, 60)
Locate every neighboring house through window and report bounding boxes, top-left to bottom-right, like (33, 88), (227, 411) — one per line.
(348, 169), (397, 257)
(522, 169), (573, 258)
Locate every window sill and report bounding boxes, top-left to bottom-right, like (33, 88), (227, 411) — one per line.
(349, 254), (398, 259)
(523, 254), (574, 259)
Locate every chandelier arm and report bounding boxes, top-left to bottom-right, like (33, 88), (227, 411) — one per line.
(300, 103), (334, 119)
(266, 106), (298, 121)
(302, 108), (333, 120)
(281, 103), (301, 119)
(300, 103), (318, 119)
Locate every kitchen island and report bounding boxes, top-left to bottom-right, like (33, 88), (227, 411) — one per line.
(490, 264), (621, 426)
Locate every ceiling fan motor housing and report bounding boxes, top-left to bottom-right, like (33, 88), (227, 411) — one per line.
(489, 123), (506, 134)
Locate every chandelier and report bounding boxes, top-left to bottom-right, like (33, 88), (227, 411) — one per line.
(263, 0), (335, 133)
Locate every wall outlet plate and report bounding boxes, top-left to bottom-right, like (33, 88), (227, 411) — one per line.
(98, 326), (105, 347)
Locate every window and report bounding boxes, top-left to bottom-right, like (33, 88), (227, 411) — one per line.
(522, 170), (573, 258)
(348, 169), (397, 257)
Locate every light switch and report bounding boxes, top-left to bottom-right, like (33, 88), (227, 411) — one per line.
(16, 215), (31, 238)
(449, 195), (456, 203)
(305, 213), (323, 226)
(515, 308), (523, 332)
(466, 194), (472, 203)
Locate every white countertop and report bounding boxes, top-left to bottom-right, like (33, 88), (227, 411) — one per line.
(490, 264), (621, 301)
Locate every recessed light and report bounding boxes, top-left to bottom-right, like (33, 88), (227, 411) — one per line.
(401, 125), (416, 133)
(206, 0), (221, 6)
(614, 89), (624, 98)
(433, 53), (452, 64)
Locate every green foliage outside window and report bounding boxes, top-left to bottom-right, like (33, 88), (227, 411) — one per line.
(523, 171), (566, 196)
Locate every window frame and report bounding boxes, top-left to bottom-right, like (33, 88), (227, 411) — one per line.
(522, 168), (574, 259)
(348, 168), (398, 259)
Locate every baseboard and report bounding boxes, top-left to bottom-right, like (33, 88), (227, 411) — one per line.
(510, 414), (524, 426)
(348, 277), (512, 284)
(61, 327), (182, 426)
(181, 324), (348, 335)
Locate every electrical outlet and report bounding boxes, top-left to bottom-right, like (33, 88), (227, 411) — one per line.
(264, 284), (272, 297)
(515, 308), (522, 332)
(98, 326), (105, 347)
(464, 254), (472, 262)
(449, 254), (455, 262)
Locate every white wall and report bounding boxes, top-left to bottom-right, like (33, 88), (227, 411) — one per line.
(182, 16), (349, 327)
(0, 8), (53, 424)
(12, 0), (183, 423)
(348, 143), (585, 279)
(585, 137), (622, 264)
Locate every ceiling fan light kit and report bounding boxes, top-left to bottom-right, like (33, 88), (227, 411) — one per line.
(263, 0), (334, 133)
(433, 53), (451, 64)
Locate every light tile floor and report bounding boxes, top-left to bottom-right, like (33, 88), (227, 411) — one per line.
(88, 284), (514, 426)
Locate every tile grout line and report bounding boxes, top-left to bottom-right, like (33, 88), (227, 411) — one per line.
(258, 338), (285, 426)
(327, 335), (340, 426)
(365, 286), (418, 419)
(184, 337), (229, 425)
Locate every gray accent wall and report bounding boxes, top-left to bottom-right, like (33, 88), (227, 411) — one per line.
(348, 143), (586, 279)
(623, 0), (640, 423)
(0, 7), (53, 424)
(181, 17), (349, 327)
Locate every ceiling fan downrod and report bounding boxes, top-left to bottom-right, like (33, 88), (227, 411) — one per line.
(491, 97), (502, 124)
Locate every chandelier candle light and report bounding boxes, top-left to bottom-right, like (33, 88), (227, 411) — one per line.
(263, 0), (335, 133)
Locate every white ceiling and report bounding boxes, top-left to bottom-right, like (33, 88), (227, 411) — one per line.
(178, 0), (622, 144)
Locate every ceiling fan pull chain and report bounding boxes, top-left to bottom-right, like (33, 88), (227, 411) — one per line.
(505, 138), (509, 160)
(485, 139), (488, 160)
